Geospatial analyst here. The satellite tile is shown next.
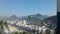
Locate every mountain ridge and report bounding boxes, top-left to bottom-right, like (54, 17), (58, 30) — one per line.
(0, 14), (49, 21)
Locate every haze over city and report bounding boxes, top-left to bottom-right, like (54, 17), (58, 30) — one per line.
(0, 0), (56, 17)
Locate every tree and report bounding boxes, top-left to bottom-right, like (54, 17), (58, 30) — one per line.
(15, 31), (19, 34)
(0, 20), (3, 26)
(0, 20), (9, 34)
(0, 20), (4, 34)
(32, 29), (36, 34)
(22, 31), (30, 34)
(28, 16), (32, 19)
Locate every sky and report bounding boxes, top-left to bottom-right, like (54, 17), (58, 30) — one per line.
(0, 0), (56, 17)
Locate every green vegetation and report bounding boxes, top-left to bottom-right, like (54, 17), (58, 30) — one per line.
(15, 31), (19, 34)
(0, 20), (8, 34)
(28, 16), (32, 19)
(14, 31), (31, 34)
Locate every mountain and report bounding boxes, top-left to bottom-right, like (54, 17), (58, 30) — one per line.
(25, 18), (43, 26)
(43, 15), (57, 30)
(28, 13), (48, 20)
(13, 13), (48, 26)
(3, 15), (20, 21)
(0, 13), (48, 21)
(9, 15), (19, 20)
(23, 13), (48, 26)
(44, 15), (57, 23)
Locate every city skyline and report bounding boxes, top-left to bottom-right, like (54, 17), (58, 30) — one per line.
(0, 0), (56, 17)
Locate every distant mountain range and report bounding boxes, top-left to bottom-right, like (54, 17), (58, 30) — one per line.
(1, 15), (20, 21)
(0, 13), (49, 21)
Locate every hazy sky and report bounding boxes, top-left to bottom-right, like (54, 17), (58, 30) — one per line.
(0, 0), (56, 17)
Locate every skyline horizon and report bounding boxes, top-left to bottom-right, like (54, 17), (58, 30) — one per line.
(0, 13), (56, 17)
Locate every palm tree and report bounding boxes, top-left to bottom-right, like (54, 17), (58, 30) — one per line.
(0, 20), (9, 34)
